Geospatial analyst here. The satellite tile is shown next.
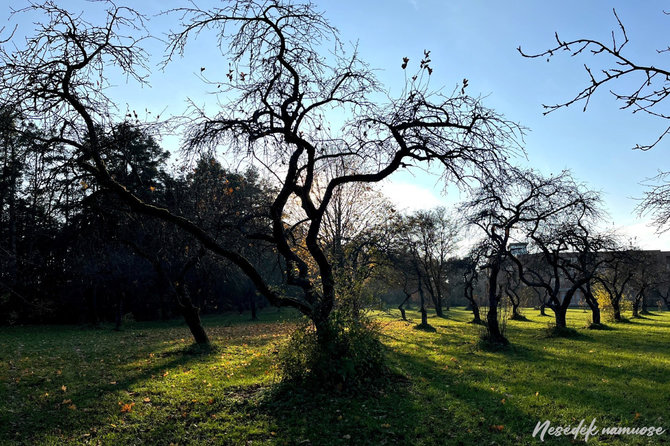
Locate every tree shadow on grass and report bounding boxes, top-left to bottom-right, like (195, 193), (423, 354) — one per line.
(253, 349), (534, 445)
(3, 341), (220, 444)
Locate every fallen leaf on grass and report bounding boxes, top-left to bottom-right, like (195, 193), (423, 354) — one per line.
(489, 425), (504, 432)
(120, 402), (135, 413)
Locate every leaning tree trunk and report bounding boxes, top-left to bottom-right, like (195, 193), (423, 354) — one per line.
(123, 243), (211, 345)
(582, 287), (601, 325)
(398, 292), (411, 321)
(176, 282), (209, 345)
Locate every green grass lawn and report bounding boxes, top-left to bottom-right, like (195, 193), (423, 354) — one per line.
(1, 308), (669, 445)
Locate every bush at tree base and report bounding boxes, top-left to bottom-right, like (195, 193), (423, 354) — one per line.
(278, 312), (387, 390)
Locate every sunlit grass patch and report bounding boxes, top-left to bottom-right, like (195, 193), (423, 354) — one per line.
(1, 308), (669, 444)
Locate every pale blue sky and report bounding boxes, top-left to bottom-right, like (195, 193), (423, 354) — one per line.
(4, 0), (670, 248)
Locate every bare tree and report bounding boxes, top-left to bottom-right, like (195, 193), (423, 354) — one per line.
(518, 10), (670, 231)
(561, 225), (617, 327)
(394, 208), (459, 318)
(499, 262), (528, 321)
(597, 249), (636, 322)
(390, 215), (432, 329)
(518, 9), (670, 150)
(510, 205), (603, 329)
(315, 163), (396, 320)
(628, 250), (664, 317)
(657, 282), (670, 311)
(464, 168), (599, 341)
(159, 0), (521, 342)
(456, 243), (487, 325)
(0, 1), (521, 358)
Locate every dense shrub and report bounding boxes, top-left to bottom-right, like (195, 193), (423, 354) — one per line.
(278, 312), (387, 390)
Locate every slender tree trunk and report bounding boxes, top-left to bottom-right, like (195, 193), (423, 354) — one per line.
(398, 292), (411, 321)
(470, 299), (482, 324)
(632, 300), (640, 318)
(414, 266), (430, 327)
(7, 144), (18, 289)
(539, 303), (547, 316)
(486, 265), (507, 344)
(612, 299), (622, 322)
(434, 297), (444, 318)
(418, 285), (428, 326)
